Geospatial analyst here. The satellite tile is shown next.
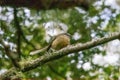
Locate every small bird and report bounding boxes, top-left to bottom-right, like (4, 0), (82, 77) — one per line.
(30, 33), (71, 55)
(47, 33), (71, 51)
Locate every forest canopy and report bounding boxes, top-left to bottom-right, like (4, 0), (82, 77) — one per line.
(0, 0), (120, 80)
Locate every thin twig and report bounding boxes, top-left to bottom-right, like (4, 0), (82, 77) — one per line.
(0, 40), (20, 68)
(21, 30), (36, 49)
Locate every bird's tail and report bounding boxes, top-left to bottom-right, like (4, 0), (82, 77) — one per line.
(29, 46), (48, 56)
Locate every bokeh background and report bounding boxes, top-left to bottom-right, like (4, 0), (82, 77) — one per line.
(0, 0), (120, 79)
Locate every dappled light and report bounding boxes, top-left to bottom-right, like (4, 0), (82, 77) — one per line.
(0, 0), (120, 80)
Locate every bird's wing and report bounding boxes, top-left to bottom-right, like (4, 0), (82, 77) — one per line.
(46, 36), (57, 51)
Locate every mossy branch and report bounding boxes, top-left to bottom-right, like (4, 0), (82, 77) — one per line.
(0, 32), (120, 79)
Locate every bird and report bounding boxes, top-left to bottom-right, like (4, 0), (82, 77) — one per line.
(30, 33), (71, 55)
(47, 33), (71, 51)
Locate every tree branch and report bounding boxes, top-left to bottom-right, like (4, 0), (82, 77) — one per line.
(0, 68), (21, 80)
(13, 8), (36, 49)
(22, 33), (120, 72)
(0, 32), (120, 79)
(21, 30), (36, 49)
(0, 0), (90, 10)
(13, 8), (21, 60)
(0, 40), (20, 68)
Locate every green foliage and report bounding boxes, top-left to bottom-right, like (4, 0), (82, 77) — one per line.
(0, 0), (120, 79)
